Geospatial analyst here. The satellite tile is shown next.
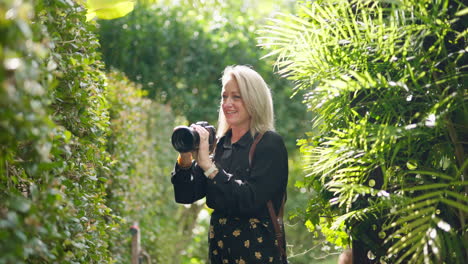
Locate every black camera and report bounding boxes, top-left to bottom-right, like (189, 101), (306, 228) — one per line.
(171, 121), (216, 153)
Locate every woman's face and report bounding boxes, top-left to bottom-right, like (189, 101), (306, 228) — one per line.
(222, 76), (251, 131)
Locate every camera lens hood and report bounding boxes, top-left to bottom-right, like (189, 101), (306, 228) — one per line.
(171, 126), (198, 153)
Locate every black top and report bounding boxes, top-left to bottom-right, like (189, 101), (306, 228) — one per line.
(171, 130), (288, 218)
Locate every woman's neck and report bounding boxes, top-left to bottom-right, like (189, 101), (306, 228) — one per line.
(230, 126), (250, 143)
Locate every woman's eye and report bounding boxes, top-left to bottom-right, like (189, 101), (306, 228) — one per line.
(222, 95), (241, 101)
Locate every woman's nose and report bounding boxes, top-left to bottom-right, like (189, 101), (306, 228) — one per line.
(224, 97), (233, 105)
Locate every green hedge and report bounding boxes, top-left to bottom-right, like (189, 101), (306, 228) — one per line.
(1, 0), (115, 262)
(1, 1), (180, 263)
(105, 70), (185, 263)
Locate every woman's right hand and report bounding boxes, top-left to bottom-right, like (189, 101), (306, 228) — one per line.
(191, 124), (212, 171)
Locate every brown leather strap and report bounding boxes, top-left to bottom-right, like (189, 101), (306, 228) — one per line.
(248, 132), (264, 166)
(267, 197), (287, 260)
(249, 132), (287, 261)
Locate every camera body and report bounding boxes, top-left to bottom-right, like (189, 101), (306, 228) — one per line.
(171, 121), (216, 153)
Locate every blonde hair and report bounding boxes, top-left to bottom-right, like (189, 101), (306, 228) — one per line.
(217, 65), (275, 138)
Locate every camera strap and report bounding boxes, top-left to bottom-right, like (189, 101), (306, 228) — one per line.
(248, 132), (287, 263)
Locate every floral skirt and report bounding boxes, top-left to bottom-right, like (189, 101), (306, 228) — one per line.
(208, 215), (281, 264)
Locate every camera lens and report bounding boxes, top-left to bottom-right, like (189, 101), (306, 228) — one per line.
(171, 122), (216, 153)
(171, 126), (199, 153)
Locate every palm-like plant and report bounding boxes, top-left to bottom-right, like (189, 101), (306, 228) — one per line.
(259, 0), (467, 263)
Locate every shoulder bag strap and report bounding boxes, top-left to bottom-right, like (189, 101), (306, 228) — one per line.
(248, 132), (287, 262)
(267, 198), (287, 260)
(248, 132), (264, 166)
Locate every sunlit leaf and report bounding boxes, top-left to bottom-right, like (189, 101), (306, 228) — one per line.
(85, 0), (135, 21)
(455, 8), (468, 16)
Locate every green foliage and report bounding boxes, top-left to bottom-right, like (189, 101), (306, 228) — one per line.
(1, 0), (182, 263)
(1, 0), (118, 262)
(105, 70), (186, 263)
(260, 0), (467, 263)
(283, 152), (342, 263)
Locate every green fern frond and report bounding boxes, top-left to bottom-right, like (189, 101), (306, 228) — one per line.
(259, 0), (467, 262)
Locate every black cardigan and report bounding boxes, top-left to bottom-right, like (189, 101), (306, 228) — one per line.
(171, 130), (288, 218)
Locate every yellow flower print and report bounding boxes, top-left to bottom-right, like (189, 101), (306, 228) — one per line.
(257, 236), (263, 243)
(209, 225), (214, 239)
(218, 240), (224, 249)
(244, 240), (250, 248)
(239, 258), (246, 264)
(249, 218), (260, 229)
(255, 252), (262, 259)
(223, 259), (228, 264)
(219, 218), (227, 225)
(269, 257), (274, 262)
(213, 250), (218, 255)
(233, 229), (241, 237)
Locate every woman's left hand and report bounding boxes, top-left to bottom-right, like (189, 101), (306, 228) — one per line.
(191, 124), (212, 171)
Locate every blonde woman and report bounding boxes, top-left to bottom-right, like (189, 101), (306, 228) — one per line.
(171, 65), (288, 263)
